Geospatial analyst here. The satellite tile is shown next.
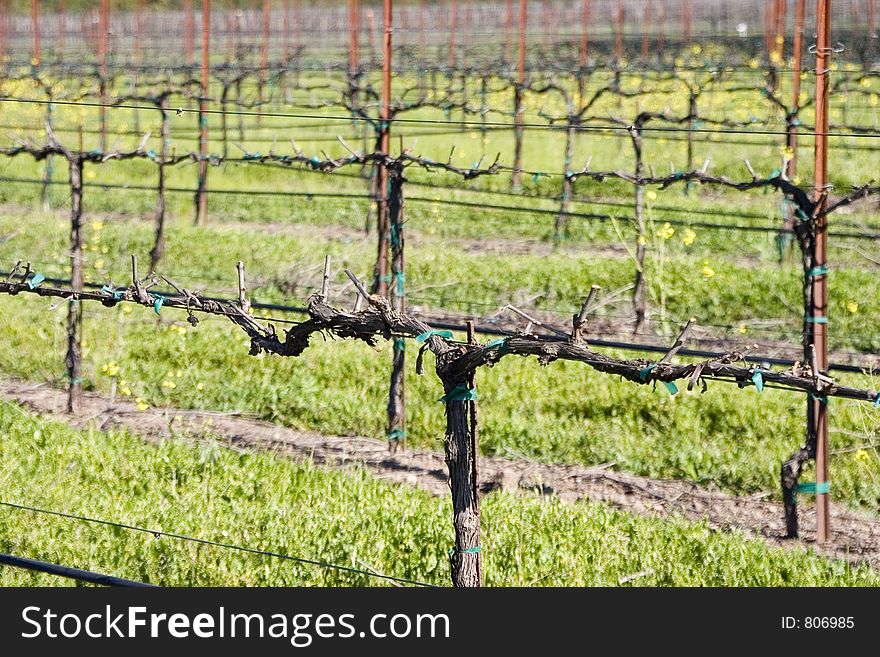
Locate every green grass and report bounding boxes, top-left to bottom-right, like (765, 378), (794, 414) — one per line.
(0, 66), (878, 546)
(0, 209), (879, 513)
(1, 288), (879, 514)
(0, 402), (876, 587)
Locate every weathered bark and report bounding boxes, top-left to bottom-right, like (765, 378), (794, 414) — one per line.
(40, 101), (54, 212)
(439, 380), (482, 588)
(479, 76), (488, 147)
(630, 127), (648, 335)
(511, 84), (524, 191)
(459, 70), (468, 130)
(779, 194), (824, 538)
(195, 71), (209, 226)
(99, 76), (108, 152)
(66, 157), (84, 414)
(235, 78), (245, 142)
(149, 99), (170, 274)
(781, 443), (814, 537)
(371, 130), (389, 296)
(555, 120), (575, 241)
(220, 83), (230, 159)
(685, 90), (697, 192)
(387, 168), (406, 453)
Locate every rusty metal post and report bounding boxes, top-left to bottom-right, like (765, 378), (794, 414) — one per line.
(419, 0), (426, 66)
(135, 0), (143, 69)
(505, 0), (513, 63)
(580, 0), (589, 66)
(868, 0), (877, 56)
(349, 0), (359, 75)
(657, 0), (665, 49)
(226, 0), (233, 62)
(683, 0), (692, 47)
(295, 0), (301, 55)
(258, 0), (269, 126)
(512, 0), (526, 191)
(642, 0), (651, 60)
(448, 0), (457, 70)
(0, 1), (6, 63)
(196, 0), (210, 225)
(577, 0), (589, 102)
(615, 0), (623, 64)
(99, 0), (109, 151)
(283, 0), (290, 64)
(776, 0), (787, 62)
(811, 0), (832, 545)
(58, 0), (64, 58)
(31, 0), (40, 68)
(185, 0), (194, 65)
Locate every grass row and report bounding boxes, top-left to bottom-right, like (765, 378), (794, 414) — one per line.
(0, 402), (876, 587)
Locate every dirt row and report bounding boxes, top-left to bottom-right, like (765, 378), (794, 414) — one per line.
(4, 378), (880, 570)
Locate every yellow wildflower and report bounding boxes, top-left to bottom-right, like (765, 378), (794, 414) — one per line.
(646, 190), (657, 201)
(682, 228), (696, 246)
(162, 380), (176, 389)
(100, 362), (119, 377)
(196, 383), (204, 391)
(701, 261), (715, 278)
(91, 220), (104, 231)
(847, 301), (858, 314)
(135, 397), (149, 411)
(856, 449), (870, 463)
(655, 222), (674, 240)
(737, 324), (748, 334)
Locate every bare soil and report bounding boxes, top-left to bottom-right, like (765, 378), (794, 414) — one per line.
(4, 378), (880, 570)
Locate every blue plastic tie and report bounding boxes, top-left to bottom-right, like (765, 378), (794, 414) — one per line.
(751, 368), (764, 392)
(416, 329), (453, 343)
(439, 385), (477, 402)
(486, 337), (508, 354)
(26, 273), (45, 289)
(153, 295), (166, 315)
(795, 481), (830, 495)
(806, 315), (828, 324)
(387, 428), (406, 441)
(639, 364), (656, 381)
(874, 393), (880, 409)
(807, 265), (828, 278)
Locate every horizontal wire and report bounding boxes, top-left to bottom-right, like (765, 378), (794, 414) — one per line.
(3, 95), (880, 140)
(8, 174), (878, 241)
(3, 271), (875, 375)
(0, 499), (435, 587)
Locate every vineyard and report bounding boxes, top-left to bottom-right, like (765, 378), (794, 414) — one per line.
(0, 0), (879, 588)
